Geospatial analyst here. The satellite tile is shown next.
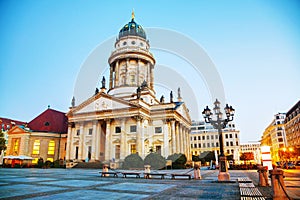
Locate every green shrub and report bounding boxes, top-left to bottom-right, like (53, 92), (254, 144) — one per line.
(144, 153), (166, 170)
(122, 154), (144, 169)
(167, 153), (187, 169)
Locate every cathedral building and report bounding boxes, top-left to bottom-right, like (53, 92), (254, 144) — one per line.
(66, 13), (192, 166)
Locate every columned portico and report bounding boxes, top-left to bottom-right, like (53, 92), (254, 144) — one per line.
(66, 13), (192, 165)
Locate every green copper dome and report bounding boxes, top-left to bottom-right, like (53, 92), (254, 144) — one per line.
(119, 15), (146, 39)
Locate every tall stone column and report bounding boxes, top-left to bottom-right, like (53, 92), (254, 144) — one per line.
(109, 66), (113, 89)
(150, 64), (154, 90)
(171, 120), (176, 154)
(70, 127), (75, 160)
(136, 116), (143, 156)
(91, 121), (97, 161)
(115, 61), (119, 87)
(105, 119), (111, 162)
(183, 127), (188, 157)
(66, 123), (72, 160)
(95, 121), (100, 161)
(137, 59), (140, 86)
(120, 119), (126, 160)
(175, 122), (180, 153)
(186, 128), (191, 160)
(125, 59), (129, 85)
(78, 123), (84, 160)
(163, 120), (169, 158)
(180, 125), (184, 154)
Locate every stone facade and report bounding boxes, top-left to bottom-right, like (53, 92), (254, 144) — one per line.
(66, 15), (191, 165)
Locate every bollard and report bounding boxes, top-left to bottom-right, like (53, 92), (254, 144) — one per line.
(269, 168), (289, 200)
(144, 165), (151, 178)
(102, 164), (109, 177)
(194, 164), (202, 179)
(257, 165), (269, 186)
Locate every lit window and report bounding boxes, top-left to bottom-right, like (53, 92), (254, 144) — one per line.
(47, 158), (53, 162)
(32, 158), (38, 164)
(32, 140), (40, 154)
(130, 144), (136, 154)
(48, 140), (55, 155)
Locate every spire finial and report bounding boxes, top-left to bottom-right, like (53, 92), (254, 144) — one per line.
(131, 9), (135, 20)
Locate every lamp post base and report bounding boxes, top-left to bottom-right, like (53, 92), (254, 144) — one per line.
(218, 156), (230, 181)
(218, 171), (230, 181)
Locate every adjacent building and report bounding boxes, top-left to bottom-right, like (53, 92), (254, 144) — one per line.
(190, 120), (240, 161)
(261, 113), (287, 162)
(66, 14), (192, 166)
(239, 142), (261, 164)
(284, 100), (300, 160)
(6, 108), (68, 164)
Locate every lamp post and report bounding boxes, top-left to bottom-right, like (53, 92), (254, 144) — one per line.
(202, 99), (235, 181)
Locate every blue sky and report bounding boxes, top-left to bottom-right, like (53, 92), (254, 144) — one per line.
(1, 0), (299, 143)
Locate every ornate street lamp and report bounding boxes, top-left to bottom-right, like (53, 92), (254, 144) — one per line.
(202, 99), (235, 181)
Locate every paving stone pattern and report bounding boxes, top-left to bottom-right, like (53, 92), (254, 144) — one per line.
(0, 168), (265, 200)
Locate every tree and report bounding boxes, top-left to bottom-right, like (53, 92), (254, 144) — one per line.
(167, 153), (187, 169)
(240, 152), (254, 162)
(122, 154), (144, 169)
(144, 153), (166, 170)
(0, 129), (7, 152)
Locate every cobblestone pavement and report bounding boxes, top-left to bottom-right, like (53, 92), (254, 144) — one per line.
(0, 168), (278, 200)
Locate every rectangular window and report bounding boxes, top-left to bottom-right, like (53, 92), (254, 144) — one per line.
(115, 145), (120, 159)
(115, 126), (121, 133)
(235, 134), (238, 138)
(202, 136), (205, 140)
(191, 144), (193, 148)
(236, 141), (239, 146)
(226, 142), (229, 146)
(212, 143), (215, 147)
(225, 134), (228, 139)
(88, 128), (93, 135)
(190, 137), (193, 141)
(12, 138), (20, 154)
(216, 142), (219, 147)
(33, 140), (40, 154)
(203, 143), (206, 148)
(194, 136), (197, 140)
(130, 125), (137, 133)
(211, 135), (214, 139)
(215, 135), (218, 139)
(155, 127), (162, 134)
(156, 146), (162, 155)
(206, 135), (209, 140)
(130, 144), (136, 154)
(198, 136), (201, 140)
(230, 141), (233, 146)
(76, 130), (80, 136)
(198, 143), (201, 148)
(227, 150), (230, 154)
(48, 140), (55, 155)
(207, 143), (210, 147)
(194, 144), (197, 148)
(229, 134), (232, 138)
(47, 158), (53, 162)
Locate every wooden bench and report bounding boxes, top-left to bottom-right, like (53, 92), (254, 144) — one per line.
(238, 177), (252, 183)
(99, 171), (119, 178)
(122, 172), (141, 178)
(144, 173), (166, 179)
(171, 173), (191, 180)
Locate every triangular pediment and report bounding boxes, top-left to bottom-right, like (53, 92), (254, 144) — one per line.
(175, 102), (192, 123)
(8, 126), (30, 135)
(69, 93), (137, 115)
